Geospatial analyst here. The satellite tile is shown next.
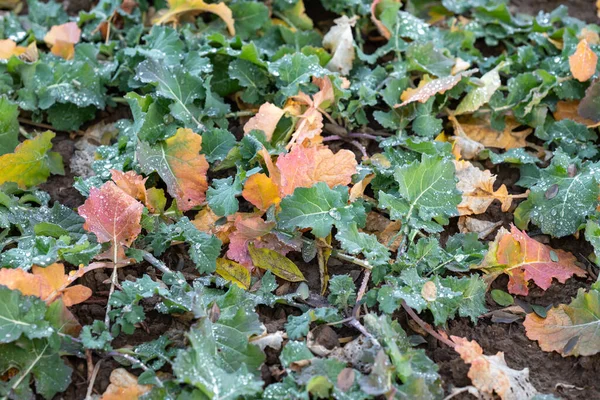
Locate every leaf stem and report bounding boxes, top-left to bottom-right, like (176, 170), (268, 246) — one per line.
(331, 250), (372, 270)
(401, 300), (455, 348)
(142, 251), (174, 275)
(225, 110), (256, 118)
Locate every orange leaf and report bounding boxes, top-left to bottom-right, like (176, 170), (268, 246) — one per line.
(243, 103), (285, 141)
(111, 170), (148, 204)
(192, 207), (235, 243)
(553, 100), (598, 127)
(452, 336), (539, 399)
(137, 128), (209, 211)
(569, 39), (598, 82)
(477, 225), (586, 295)
(242, 173), (281, 211)
(0, 268), (49, 298)
(78, 181), (144, 250)
(370, 0), (391, 39)
(32, 263), (91, 306)
(395, 69), (477, 107)
(451, 115), (533, 150)
(100, 369), (151, 400)
(44, 22), (81, 60)
(0, 39), (27, 59)
(454, 160), (527, 215)
(276, 144), (357, 197)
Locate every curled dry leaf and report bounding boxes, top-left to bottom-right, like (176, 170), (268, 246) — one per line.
(458, 216), (502, 239)
(243, 103), (285, 141)
(569, 39), (598, 82)
(153, 0), (235, 36)
(100, 368), (151, 400)
(524, 288), (600, 357)
(78, 181), (144, 256)
(323, 15), (358, 76)
(477, 225), (586, 296)
(454, 160), (527, 215)
(395, 69), (477, 107)
(451, 115), (533, 154)
(452, 336), (539, 400)
(370, 0), (391, 39)
(44, 22), (81, 60)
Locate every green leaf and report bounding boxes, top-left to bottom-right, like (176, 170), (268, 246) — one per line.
(178, 218), (222, 274)
(201, 128), (237, 163)
(248, 244), (306, 282)
(172, 318), (263, 399)
(378, 154), (461, 231)
(335, 223), (391, 269)
(285, 307), (340, 340)
(207, 176), (242, 217)
(126, 93), (177, 144)
(230, 2), (270, 40)
(229, 59), (270, 104)
(491, 289), (514, 306)
(0, 287), (52, 343)
(406, 42), (454, 77)
(277, 182), (364, 238)
(515, 151), (599, 237)
(0, 338), (72, 400)
(0, 97), (19, 156)
(268, 53), (327, 97)
(136, 59), (205, 130)
(585, 219), (600, 266)
(543, 120), (597, 159)
(327, 275), (357, 310)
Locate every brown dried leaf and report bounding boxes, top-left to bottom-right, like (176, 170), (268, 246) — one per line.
(395, 69), (477, 107)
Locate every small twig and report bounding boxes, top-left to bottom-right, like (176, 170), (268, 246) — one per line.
(350, 139), (368, 159)
(142, 251), (174, 275)
(18, 118), (84, 135)
(106, 352), (164, 388)
(401, 301), (455, 348)
(353, 270), (371, 319)
(225, 110), (256, 118)
(85, 359), (102, 400)
(443, 386), (479, 400)
(331, 250), (372, 270)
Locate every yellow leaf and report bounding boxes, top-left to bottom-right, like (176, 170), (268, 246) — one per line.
(248, 244), (306, 282)
(0, 131), (61, 188)
(569, 39), (598, 82)
(153, 0), (235, 36)
(451, 115), (532, 150)
(216, 258), (251, 289)
(242, 173), (281, 211)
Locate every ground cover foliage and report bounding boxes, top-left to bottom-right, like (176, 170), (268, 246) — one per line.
(0, 0), (599, 398)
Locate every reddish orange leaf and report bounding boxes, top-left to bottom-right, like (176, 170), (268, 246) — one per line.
(553, 100), (598, 127)
(569, 39), (598, 82)
(276, 144), (357, 197)
(243, 103), (285, 141)
(78, 181), (144, 252)
(452, 336), (539, 399)
(477, 225), (586, 295)
(395, 69), (477, 107)
(0, 268), (50, 298)
(242, 173), (281, 211)
(138, 128), (209, 211)
(100, 369), (151, 400)
(44, 22), (81, 60)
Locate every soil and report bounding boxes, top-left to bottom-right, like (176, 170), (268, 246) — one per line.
(34, 0), (600, 398)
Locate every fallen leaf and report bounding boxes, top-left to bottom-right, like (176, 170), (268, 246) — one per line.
(0, 39), (26, 59)
(458, 217), (502, 239)
(477, 225), (586, 296)
(454, 160), (527, 215)
(524, 288), (600, 356)
(44, 22), (81, 60)
(579, 28), (600, 46)
(137, 128), (209, 211)
(153, 0), (235, 36)
(452, 336), (539, 400)
(569, 39), (598, 82)
(192, 207), (235, 243)
(452, 115), (533, 150)
(226, 214), (275, 268)
(456, 63), (503, 115)
(242, 173), (281, 211)
(243, 103), (285, 141)
(0, 131), (63, 188)
(553, 100), (598, 127)
(216, 258), (251, 289)
(276, 144), (357, 197)
(78, 181), (144, 259)
(395, 69), (477, 107)
(0, 263), (91, 306)
(370, 0), (391, 39)
(100, 368), (151, 400)
(248, 244), (306, 282)
(323, 15), (358, 76)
